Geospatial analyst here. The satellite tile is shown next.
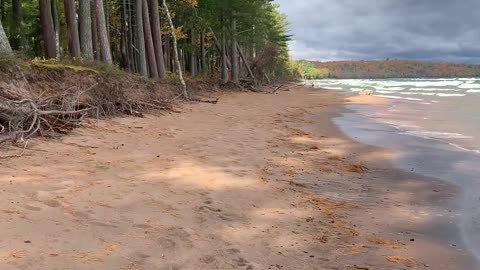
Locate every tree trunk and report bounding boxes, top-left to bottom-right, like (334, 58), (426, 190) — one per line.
(11, 0), (26, 50)
(208, 27), (231, 69)
(51, 0), (61, 59)
(149, 0), (166, 78)
(189, 29), (196, 77)
(164, 35), (171, 72)
(94, 0), (112, 64)
(79, 0), (94, 60)
(0, 19), (12, 54)
(39, 0), (57, 59)
(238, 43), (256, 84)
(135, 0), (147, 77)
(127, 0), (135, 71)
(231, 12), (239, 84)
(64, 0), (81, 58)
(142, 0), (157, 78)
(163, 0), (187, 98)
(200, 30), (206, 72)
(90, 0), (99, 60)
(221, 19), (228, 83)
(120, 0), (128, 68)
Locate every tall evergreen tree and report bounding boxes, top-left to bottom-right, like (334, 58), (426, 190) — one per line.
(79, 0), (94, 60)
(39, 0), (57, 59)
(64, 0), (81, 58)
(94, 0), (112, 63)
(135, 0), (147, 77)
(149, 0), (166, 78)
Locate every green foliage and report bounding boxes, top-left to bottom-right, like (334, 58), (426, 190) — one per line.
(290, 60), (333, 79)
(0, 0), (292, 81)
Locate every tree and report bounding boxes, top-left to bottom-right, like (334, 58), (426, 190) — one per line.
(0, 19), (11, 54)
(11, 0), (26, 50)
(163, 0), (187, 98)
(51, 0), (61, 58)
(149, 0), (166, 78)
(135, 0), (147, 77)
(79, 0), (94, 60)
(142, 0), (157, 78)
(39, 0), (57, 59)
(93, 0), (112, 63)
(231, 11), (239, 84)
(64, 0), (81, 58)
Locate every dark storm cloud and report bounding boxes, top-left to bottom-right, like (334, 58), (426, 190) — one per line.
(274, 0), (480, 63)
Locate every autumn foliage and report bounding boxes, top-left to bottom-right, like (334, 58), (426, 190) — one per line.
(299, 60), (480, 79)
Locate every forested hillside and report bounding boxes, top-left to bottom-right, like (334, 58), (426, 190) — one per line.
(0, 0), (290, 85)
(297, 60), (480, 79)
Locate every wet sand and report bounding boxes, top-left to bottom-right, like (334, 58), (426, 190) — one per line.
(0, 85), (476, 269)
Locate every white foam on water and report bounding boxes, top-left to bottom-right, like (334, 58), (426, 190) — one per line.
(351, 88), (365, 92)
(436, 93), (466, 97)
(399, 92), (436, 96)
(459, 83), (480, 89)
(410, 87), (461, 92)
(376, 90), (395, 94)
(374, 95), (424, 101)
(375, 87), (405, 91)
(400, 130), (473, 139)
(467, 89), (480, 93)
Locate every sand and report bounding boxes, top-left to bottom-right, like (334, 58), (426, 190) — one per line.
(0, 85), (475, 269)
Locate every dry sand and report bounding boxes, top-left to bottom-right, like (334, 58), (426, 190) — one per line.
(0, 85), (475, 269)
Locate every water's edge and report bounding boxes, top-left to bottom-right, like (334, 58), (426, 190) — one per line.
(333, 104), (480, 267)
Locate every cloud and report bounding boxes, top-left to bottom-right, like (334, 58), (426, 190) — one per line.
(274, 0), (480, 63)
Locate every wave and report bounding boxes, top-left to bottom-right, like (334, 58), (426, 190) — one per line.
(400, 130), (473, 139)
(374, 95), (424, 101)
(399, 92), (436, 96)
(436, 93), (466, 97)
(458, 83), (480, 89)
(467, 89), (480, 93)
(409, 87), (461, 92)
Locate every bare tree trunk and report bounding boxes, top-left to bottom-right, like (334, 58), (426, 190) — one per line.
(0, 19), (12, 54)
(90, 0), (99, 60)
(142, 0), (157, 78)
(238, 43), (256, 84)
(149, 0), (166, 78)
(94, 0), (112, 64)
(135, 0), (147, 77)
(51, 0), (61, 59)
(164, 35), (171, 72)
(200, 30), (206, 72)
(221, 19), (228, 83)
(39, 0), (57, 59)
(127, 0), (135, 71)
(79, 0), (94, 60)
(162, 0), (187, 98)
(120, 0), (128, 68)
(64, 0), (81, 58)
(11, 0), (26, 50)
(208, 26), (231, 69)
(231, 12), (239, 84)
(189, 29), (196, 77)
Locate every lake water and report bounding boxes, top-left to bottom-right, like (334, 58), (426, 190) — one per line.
(309, 78), (480, 265)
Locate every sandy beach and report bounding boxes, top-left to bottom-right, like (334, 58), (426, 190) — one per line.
(0, 85), (476, 270)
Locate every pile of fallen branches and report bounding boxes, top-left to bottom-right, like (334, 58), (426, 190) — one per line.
(0, 84), (98, 145)
(0, 80), (175, 146)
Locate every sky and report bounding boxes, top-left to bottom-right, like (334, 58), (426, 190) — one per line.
(274, 0), (480, 64)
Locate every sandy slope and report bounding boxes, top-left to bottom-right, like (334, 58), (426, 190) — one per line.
(0, 85), (474, 269)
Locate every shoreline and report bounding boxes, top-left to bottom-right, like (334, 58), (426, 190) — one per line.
(0, 85), (476, 269)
